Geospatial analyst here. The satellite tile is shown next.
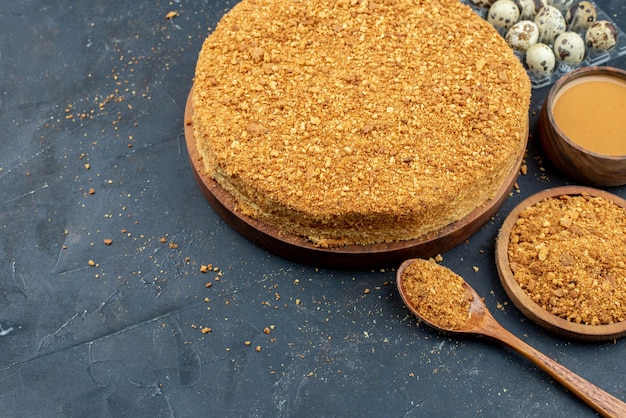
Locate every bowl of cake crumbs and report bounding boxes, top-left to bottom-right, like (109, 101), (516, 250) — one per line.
(496, 186), (626, 341)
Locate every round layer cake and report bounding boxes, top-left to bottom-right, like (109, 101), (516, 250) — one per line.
(191, 0), (531, 247)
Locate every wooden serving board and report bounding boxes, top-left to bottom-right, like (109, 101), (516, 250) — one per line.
(185, 89), (527, 270)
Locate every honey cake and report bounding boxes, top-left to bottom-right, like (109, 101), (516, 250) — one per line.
(191, 0), (531, 247)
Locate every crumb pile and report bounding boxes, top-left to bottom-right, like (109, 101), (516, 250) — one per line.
(400, 259), (472, 330)
(192, 0), (531, 246)
(508, 194), (626, 326)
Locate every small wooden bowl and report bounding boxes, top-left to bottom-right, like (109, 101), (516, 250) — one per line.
(538, 66), (626, 187)
(495, 186), (626, 341)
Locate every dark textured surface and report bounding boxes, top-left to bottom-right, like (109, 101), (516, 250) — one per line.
(1, 1), (625, 417)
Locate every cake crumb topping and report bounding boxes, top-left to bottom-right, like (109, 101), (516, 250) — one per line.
(400, 259), (472, 330)
(508, 194), (626, 326)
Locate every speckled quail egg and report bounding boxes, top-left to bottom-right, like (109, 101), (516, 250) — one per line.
(487, 0), (521, 32)
(535, 6), (567, 45)
(515, 0), (547, 20)
(585, 20), (619, 51)
(565, 1), (596, 32)
(506, 20), (540, 51)
(470, 0), (497, 7)
(525, 42), (556, 77)
(553, 31), (586, 64)
(547, 0), (575, 13)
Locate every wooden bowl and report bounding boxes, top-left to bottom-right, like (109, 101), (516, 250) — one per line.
(185, 89), (527, 270)
(538, 66), (626, 187)
(495, 186), (626, 341)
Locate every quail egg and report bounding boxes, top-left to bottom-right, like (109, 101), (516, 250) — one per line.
(525, 42), (556, 77)
(470, 0), (497, 7)
(585, 20), (619, 51)
(535, 6), (567, 45)
(487, 0), (521, 32)
(515, 0), (547, 20)
(506, 20), (540, 51)
(547, 0), (575, 13)
(565, 1), (596, 32)
(553, 31), (586, 64)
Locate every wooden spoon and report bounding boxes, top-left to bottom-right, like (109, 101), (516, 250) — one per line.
(397, 259), (626, 418)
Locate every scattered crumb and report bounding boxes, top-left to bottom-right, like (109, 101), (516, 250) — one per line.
(520, 164), (528, 175)
(165, 10), (179, 19)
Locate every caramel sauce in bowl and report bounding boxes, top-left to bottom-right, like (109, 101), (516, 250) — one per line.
(539, 66), (626, 186)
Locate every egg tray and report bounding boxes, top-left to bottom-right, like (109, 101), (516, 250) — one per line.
(460, 0), (626, 89)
